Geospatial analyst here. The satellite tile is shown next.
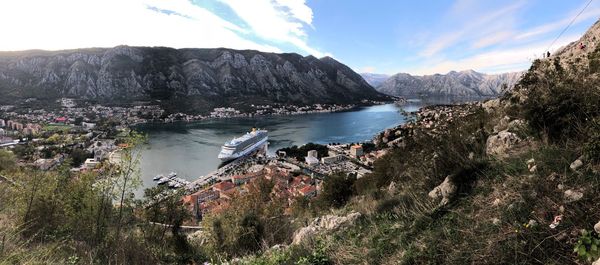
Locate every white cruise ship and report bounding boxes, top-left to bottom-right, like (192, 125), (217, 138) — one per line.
(218, 128), (268, 162)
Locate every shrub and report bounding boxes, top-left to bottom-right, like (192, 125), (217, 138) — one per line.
(317, 173), (356, 208)
(574, 229), (600, 262)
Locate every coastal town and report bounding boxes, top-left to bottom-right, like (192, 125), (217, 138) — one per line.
(0, 97), (399, 225)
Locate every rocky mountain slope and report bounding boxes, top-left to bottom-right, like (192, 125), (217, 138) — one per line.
(236, 18), (600, 265)
(376, 70), (523, 98)
(0, 46), (389, 112)
(359, 73), (390, 87)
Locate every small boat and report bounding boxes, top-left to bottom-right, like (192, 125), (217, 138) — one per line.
(168, 182), (176, 189)
(157, 177), (170, 185)
(153, 174), (164, 181)
(167, 172), (177, 178)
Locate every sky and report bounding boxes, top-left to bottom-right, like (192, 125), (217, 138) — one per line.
(1, 0), (599, 75)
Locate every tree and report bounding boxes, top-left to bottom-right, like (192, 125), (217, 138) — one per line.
(318, 173), (356, 208)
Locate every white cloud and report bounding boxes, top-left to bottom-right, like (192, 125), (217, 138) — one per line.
(410, 35), (580, 75)
(515, 7), (600, 40)
(217, 0), (325, 56)
(0, 0), (282, 52)
(419, 1), (525, 57)
(472, 31), (514, 49)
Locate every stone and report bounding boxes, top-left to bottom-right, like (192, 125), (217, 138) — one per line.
(529, 165), (537, 173)
(557, 184), (564, 190)
(570, 158), (583, 171)
(564, 189), (584, 203)
(492, 198), (501, 206)
(428, 175), (457, 205)
(492, 218), (501, 225)
(594, 220), (600, 234)
(594, 257), (600, 265)
(527, 219), (538, 227)
(387, 181), (397, 195)
(486, 130), (522, 157)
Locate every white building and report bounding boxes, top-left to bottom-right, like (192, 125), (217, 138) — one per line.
(305, 156), (319, 166)
(84, 158), (101, 169)
(307, 150), (318, 158)
(0, 119), (5, 127)
(82, 122), (96, 129)
(321, 155), (343, 164)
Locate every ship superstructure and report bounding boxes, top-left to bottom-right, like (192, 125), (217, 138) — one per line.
(218, 128), (268, 162)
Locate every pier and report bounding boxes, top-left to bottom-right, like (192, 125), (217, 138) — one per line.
(187, 141), (269, 193)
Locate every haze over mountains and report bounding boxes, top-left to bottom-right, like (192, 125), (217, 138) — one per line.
(0, 46), (389, 112)
(362, 70), (523, 98)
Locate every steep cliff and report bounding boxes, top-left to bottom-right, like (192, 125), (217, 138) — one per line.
(0, 46), (389, 112)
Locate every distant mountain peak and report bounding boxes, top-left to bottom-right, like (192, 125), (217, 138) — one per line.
(376, 70), (523, 98)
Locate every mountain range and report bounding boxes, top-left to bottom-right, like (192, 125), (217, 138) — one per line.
(359, 73), (390, 87)
(362, 70), (523, 98)
(0, 46), (389, 113)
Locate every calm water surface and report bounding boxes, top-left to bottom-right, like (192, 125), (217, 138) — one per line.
(137, 100), (448, 194)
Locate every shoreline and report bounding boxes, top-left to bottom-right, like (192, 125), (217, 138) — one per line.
(130, 100), (400, 127)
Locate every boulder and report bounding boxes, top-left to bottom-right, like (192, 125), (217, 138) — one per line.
(428, 176), (457, 205)
(564, 189), (584, 203)
(595, 220), (600, 234)
(594, 257), (600, 265)
(292, 212), (361, 245)
(486, 130), (522, 157)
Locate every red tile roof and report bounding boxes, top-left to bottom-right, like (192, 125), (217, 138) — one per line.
(213, 181), (235, 192)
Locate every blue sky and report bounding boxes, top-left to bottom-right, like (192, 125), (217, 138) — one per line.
(1, 0), (600, 75)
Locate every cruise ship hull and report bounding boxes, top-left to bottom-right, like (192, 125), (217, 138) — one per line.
(218, 136), (268, 162)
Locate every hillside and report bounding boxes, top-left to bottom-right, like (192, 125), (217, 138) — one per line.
(360, 73), (390, 87)
(0, 46), (389, 113)
(376, 70), (523, 98)
(232, 19), (600, 264)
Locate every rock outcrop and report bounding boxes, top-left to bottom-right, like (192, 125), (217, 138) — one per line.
(485, 130), (522, 157)
(292, 212), (362, 245)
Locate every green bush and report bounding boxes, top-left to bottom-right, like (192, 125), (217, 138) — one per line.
(574, 229), (600, 262)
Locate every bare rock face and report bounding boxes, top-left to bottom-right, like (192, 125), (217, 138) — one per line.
(486, 130), (522, 157)
(376, 70), (523, 98)
(428, 176), (457, 205)
(0, 46), (388, 106)
(292, 212), (362, 245)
